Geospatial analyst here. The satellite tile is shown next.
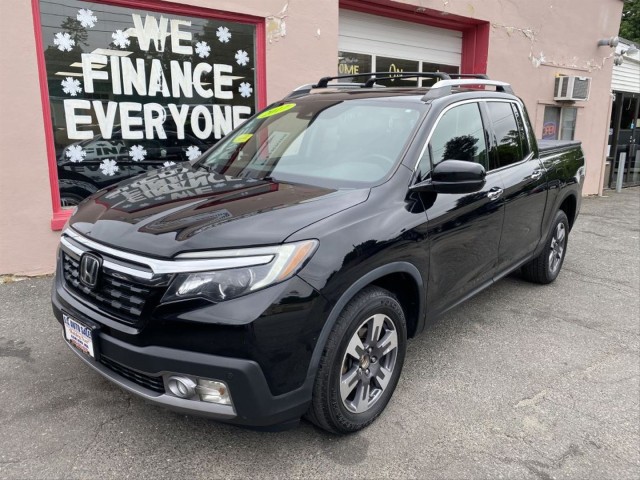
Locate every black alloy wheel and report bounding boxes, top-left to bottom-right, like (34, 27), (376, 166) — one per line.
(306, 286), (407, 434)
(522, 209), (570, 284)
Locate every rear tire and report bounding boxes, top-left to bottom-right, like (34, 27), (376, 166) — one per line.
(306, 286), (407, 434)
(521, 210), (570, 284)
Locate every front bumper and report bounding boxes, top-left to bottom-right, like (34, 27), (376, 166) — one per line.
(59, 327), (312, 427)
(52, 275), (318, 429)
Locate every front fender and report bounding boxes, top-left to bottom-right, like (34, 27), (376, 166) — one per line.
(303, 261), (425, 386)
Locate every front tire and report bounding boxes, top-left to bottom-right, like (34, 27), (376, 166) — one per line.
(521, 210), (570, 284)
(306, 286), (407, 434)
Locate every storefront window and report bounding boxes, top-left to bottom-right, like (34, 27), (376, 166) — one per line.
(542, 106), (577, 140)
(338, 51), (372, 81)
(38, 0), (258, 207)
(375, 56), (419, 87)
(337, 52), (459, 86)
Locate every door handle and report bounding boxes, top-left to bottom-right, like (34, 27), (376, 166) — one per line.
(530, 169), (545, 180)
(487, 187), (503, 201)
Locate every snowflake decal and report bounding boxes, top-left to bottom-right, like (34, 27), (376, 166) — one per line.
(129, 145), (147, 162)
(195, 41), (211, 59)
(163, 161), (176, 168)
(186, 146), (202, 161)
(99, 159), (119, 176)
(76, 9), (97, 28)
(216, 26), (231, 43)
(61, 77), (82, 96)
(112, 30), (130, 49)
(238, 82), (253, 98)
(65, 145), (86, 163)
(235, 50), (250, 66)
(53, 32), (75, 52)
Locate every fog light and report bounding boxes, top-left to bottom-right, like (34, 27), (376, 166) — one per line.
(167, 376), (196, 398)
(196, 379), (232, 405)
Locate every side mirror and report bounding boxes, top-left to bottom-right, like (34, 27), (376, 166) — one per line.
(411, 160), (486, 194)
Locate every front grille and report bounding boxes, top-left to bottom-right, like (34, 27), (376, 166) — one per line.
(100, 356), (165, 393)
(62, 252), (163, 328)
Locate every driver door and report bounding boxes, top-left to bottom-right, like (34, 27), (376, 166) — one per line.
(415, 101), (505, 315)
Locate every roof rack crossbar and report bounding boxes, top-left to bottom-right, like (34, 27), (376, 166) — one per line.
(314, 71), (451, 88)
(284, 82), (385, 99)
(446, 73), (490, 80)
(422, 79), (514, 100)
(362, 72), (451, 87)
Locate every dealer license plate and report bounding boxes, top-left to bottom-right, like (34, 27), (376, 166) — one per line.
(63, 314), (96, 358)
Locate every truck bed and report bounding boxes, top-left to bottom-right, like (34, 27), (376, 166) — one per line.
(537, 139), (582, 154)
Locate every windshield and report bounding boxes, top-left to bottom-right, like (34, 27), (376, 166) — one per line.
(197, 99), (424, 188)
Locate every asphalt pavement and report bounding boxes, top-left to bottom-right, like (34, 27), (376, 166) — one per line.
(1, 188), (639, 480)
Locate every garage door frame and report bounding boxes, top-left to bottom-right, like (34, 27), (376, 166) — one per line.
(340, 0), (489, 74)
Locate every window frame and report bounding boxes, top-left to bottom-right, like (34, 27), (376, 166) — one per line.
(31, 0), (267, 230)
(482, 99), (534, 172)
(542, 105), (578, 141)
(414, 98), (538, 181)
(414, 101), (489, 179)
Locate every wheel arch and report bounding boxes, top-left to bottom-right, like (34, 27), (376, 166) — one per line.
(305, 262), (425, 383)
(558, 192), (578, 230)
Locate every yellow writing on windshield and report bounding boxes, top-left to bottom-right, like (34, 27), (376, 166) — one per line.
(257, 103), (296, 119)
(232, 133), (253, 143)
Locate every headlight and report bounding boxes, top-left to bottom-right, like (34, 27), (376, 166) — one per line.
(162, 240), (318, 303)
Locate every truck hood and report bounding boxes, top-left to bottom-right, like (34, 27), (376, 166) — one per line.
(69, 165), (369, 258)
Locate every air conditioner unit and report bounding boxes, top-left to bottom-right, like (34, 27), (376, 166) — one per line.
(554, 75), (591, 101)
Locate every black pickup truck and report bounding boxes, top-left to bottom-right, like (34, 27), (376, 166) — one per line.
(52, 73), (585, 434)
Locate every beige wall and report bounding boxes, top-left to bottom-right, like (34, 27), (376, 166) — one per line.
(0, 0), (623, 275)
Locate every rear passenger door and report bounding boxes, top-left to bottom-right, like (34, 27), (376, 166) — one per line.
(484, 101), (548, 274)
(417, 102), (506, 315)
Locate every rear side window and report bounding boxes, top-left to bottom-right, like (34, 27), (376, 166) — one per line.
(512, 104), (531, 157)
(487, 102), (523, 168)
(417, 102), (488, 181)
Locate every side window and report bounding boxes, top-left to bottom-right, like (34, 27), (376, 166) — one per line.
(416, 103), (488, 182)
(487, 102), (523, 168)
(512, 104), (531, 157)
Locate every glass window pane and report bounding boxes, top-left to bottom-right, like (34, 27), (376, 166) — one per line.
(39, 0), (257, 207)
(338, 52), (372, 82)
(487, 102), (522, 168)
(421, 62), (459, 86)
(560, 107), (577, 140)
(375, 56), (420, 87)
(416, 103), (487, 182)
(202, 101), (424, 188)
(512, 104), (531, 157)
(542, 106), (561, 140)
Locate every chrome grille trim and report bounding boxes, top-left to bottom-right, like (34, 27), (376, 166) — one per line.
(62, 228), (274, 279)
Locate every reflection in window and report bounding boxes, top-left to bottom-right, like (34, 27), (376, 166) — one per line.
(202, 101), (422, 188)
(416, 102), (487, 181)
(487, 102), (522, 168)
(512, 103), (531, 157)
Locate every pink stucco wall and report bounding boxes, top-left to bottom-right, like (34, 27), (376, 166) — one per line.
(0, 0), (623, 275)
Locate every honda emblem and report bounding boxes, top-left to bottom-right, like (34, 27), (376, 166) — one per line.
(79, 253), (102, 289)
